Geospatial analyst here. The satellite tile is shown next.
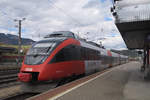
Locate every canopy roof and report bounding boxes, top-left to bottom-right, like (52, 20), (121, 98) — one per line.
(112, 0), (150, 49)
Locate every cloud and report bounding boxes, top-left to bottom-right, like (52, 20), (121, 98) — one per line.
(0, 0), (126, 50)
(102, 36), (127, 50)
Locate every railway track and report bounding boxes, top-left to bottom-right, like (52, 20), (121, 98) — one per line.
(0, 65), (20, 88)
(0, 65), (121, 100)
(0, 74), (84, 100)
(1, 92), (39, 100)
(0, 74), (17, 80)
(0, 68), (20, 76)
(0, 74), (20, 89)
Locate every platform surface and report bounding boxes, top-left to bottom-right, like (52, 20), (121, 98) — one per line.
(46, 62), (150, 100)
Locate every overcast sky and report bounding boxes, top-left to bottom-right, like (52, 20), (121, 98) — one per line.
(0, 0), (127, 50)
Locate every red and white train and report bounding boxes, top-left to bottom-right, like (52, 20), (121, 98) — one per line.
(18, 31), (128, 82)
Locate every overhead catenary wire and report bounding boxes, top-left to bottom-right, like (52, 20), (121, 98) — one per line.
(0, 0), (109, 44)
(47, 0), (83, 27)
(26, 0), (84, 39)
(0, 9), (17, 33)
(0, 9), (15, 21)
(46, 0), (105, 43)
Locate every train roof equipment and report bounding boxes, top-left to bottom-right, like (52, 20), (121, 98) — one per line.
(44, 31), (106, 49)
(111, 0), (150, 49)
(44, 31), (75, 38)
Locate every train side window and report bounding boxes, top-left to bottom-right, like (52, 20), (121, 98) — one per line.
(68, 45), (78, 61)
(63, 47), (70, 61)
(64, 45), (81, 61)
(80, 47), (86, 60)
(98, 51), (101, 60)
(50, 45), (82, 63)
(75, 46), (81, 60)
(80, 47), (84, 60)
(86, 48), (90, 60)
(57, 49), (65, 61)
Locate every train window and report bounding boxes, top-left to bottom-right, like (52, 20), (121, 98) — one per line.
(56, 49), (65, 61)
(24, 42), (57, 65)
(50, 45), (102, 63)
(50, 45), (81, 63)
(27, 42), (56, 55)
(79, 47), (101, 60)
(24, 55), (48, 65)
(74, 46), (81, 60)
(88, 48), (91, 60)
(97, 51), (101, 60)
(80, 47), (85, 60)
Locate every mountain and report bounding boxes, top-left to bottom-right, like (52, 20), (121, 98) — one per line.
(0, 33), (35, 45)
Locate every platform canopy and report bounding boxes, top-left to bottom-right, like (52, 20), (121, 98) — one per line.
(112, 0), (150, 49)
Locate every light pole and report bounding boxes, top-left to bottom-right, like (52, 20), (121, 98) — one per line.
(14, 18), (26, 65)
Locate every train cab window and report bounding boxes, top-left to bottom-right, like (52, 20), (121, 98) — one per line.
(24, 42), (57, 65)
(27, 42), (56, 55)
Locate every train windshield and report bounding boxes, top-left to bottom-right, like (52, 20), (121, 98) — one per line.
(25, 42), (56, 65)
(27, 42), (56, 55)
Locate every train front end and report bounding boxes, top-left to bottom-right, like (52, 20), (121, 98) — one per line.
(18, 38), (61, 82)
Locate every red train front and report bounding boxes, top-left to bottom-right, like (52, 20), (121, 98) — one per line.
(18, 31), (85, 82)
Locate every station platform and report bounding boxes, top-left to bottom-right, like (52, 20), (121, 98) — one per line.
(28, 62), (150, 100)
